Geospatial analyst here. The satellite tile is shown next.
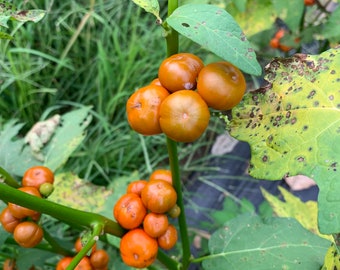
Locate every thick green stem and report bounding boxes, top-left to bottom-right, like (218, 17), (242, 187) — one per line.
(67, 223), (103, 270)
(164, 0), (191, 268)
(165, 0), (179, 56)
(167, 138), (191, 269)
(0, 183), (125, 237)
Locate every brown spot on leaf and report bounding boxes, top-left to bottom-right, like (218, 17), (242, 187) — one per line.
(307, 90), (316, 99)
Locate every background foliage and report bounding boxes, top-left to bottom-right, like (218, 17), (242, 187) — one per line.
(1, 0), (340, 269)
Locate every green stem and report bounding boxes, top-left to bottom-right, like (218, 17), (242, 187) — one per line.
(0, 167), (20, 188)
(165, 0), (179, 56)
(167, 137), (191, 269)
(0, 183), (125, 237)
(164, 0), (191, 268)
(157, 249), (180, 269)
(67, 223), (103, 270)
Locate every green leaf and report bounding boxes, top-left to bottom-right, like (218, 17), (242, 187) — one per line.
(229, 47), (340, 233)
(0, 107), (92, 177)
(262, 186), (332, 241)
(230, 0), (274, 38)
(132, 0), (161, 22)
(43, 107), (92, 171)
(320, 6), (340, 42)
(272, 0), (304, 32)
(202, 214), (330, 269)
(16, 248), (56, 270)
(231, 0), (247, 13)
(48, 172), (112, 213)
(0, 120), (31, 177)
(167, 4), (262, 76)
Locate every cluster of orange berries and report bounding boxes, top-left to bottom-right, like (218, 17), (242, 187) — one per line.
(126, 52), (246, 143)
(56, 238), (109, 270)
(114, 169), (180, 268)
(269, 28), (293, 52)
(0, 166), (54, 249)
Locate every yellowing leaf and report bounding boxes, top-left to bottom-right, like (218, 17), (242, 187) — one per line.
(262, 186), (332, 241)
(230, 47), (340, 234)
(321, 243), (340, 270)
(132, 0), (161, 22)
(48, 172), (112, 213)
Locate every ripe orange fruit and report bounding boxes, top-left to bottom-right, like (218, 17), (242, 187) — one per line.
(141, 180), (177, 214)
(126, 180), (148, 196)
(120, 228), (158, 268)
(149, 169), (172, 185)
(90, 249), (110, 269)
(158, 53), (204, 92)
(113, 193), (147, 229)
(197, 61), (246, 110)
(74, 237), (97, 254)
(22, 166), (54, 189)
(13, 221), (44, 248)
(157, 224), (178, 250)
(159, 90), (210, 142)
(0, 207), (22, 233)
(126, 84), (169, 135)
(143, 212), (169, 238)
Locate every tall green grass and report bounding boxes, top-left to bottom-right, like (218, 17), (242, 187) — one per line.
(0, 0), (226, 184)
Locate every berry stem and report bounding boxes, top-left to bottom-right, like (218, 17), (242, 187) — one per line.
(0, 166), (20, 188)
(66, 223), (103, 270)
(166, 137), (191, 269)
(157, 249), (180, 269)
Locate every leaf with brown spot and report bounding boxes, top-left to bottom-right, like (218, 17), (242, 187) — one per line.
(230, 47), (340, 234)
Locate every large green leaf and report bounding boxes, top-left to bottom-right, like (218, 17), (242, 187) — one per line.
(43, 106), (92, 171)
(203, 214), (330, 270)
(229, 47), (340, 233)
(166, 4), (262, 76)
(0, 107), (92, 177)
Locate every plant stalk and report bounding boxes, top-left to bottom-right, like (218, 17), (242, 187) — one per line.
(0, 183), (125, 237)
(165, 0), (179, 56)
(0, 166), (20, 188)
(67, 223), (103, 270)
(164, 0), (191, 268)
(167, 138), (191, 269)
